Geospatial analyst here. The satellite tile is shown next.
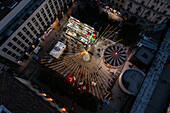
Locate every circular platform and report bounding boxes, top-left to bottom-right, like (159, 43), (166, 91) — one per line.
(83, 53), (90, 61)
(118, 68), (146, 95)
(104, 45), (127, 68)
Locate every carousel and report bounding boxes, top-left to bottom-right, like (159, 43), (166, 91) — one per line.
(104, 45), (127, 68)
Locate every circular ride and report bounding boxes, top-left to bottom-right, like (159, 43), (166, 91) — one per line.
(104, 45), (127, 68)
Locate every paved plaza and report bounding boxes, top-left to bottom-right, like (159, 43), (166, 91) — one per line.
(40, 34), (130, 100)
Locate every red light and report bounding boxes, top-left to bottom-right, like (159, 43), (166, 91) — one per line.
(114, 52), (118, 56)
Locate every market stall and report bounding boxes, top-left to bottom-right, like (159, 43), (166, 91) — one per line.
(65, 16), (99, 49)
(49, 41), (66, 59)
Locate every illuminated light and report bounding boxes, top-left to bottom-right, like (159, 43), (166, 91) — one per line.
(61, 107), (66, 112)
(41, 93), (47, 96)
(114, 52), (118, 56)
(25, 52), (28, 55)
(38, 38), (41, 40)
(47, 98), (53, 101)
(32, 45), (35, 48)
(93, 33), (96, 37)
(17, 61), (21, 63)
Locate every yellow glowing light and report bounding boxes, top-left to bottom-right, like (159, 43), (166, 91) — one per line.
(47, 98), (53, 101)
(26, 52), (28, 55)
(32, 45), (35, 48)
(61, 107), (66, 112)
(41, 93), (47, 96)
(17, 61), (20, 63)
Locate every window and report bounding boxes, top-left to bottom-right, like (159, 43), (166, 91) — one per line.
(128, 2), (132, 7)
(12, 45), (17, 50)
(146, 11), (151, 14)
(49, 13), (52, 18)
(33, 30), (37, 34)
(16, 48), (20, 52)
(39, 17), (42, 22)
(54, 1), (57, 5)
(168, 5), (170, 9)
(49, 0), (52, 5)
(25, 39), (29, 43)
(36, 13), (40, 18)
(157, 16), (162, 20)
(15, 55), (19, 59)
(27, 22), (31, 27)
(26, 31), (30, 35)
(12, 37), (18, 42)
(154, 20), (158, 24)
(20, 51), (23, 54)
(2, 48), (8, 52)
(40, 8), (44, 13)
(137, 6), (141, 11)
(24, 46), (27, 50)
(22, 27), (27, 32)
(7, 42), (13, 47)
(21, 44), (25, 47)
(141, 1), (144, 5)
(17, 32), (23, 37)
(32, 18), (36, 23)
(21, 35), (26, 40)
(29, 34), (33, 39)
(41, 21), (45, 26)
(7, 51), (12, 55)
(151, 5), (154, 9)
(45, 17), (48, 21)
(28, 42), (31, 45)
(30, 26), (35, 31)
(35, 22), (38, 26)
(44, 4), (48, 9)
(11, 53), (16, 57)
(47, 9), (50, 13)
(17, 40), (21, 45)
(163, 11), (167, 14)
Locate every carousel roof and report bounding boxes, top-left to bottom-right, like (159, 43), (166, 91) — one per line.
(104, 45), (127, 67)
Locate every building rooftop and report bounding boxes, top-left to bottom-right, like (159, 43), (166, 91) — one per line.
(0, 0), (22, 21)
(119, 68), (146, 95)
(0, 0), (44, 45)
(135, 47), (154, 66)
(0, 72), (58, 113)
(130, 27), (170, 113)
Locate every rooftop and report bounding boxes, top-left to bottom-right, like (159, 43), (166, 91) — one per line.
(135, 47), (154, 65)
(119, 68), (146, 95)
(0, 72), (58, 113)
(0, 0), (22, 21)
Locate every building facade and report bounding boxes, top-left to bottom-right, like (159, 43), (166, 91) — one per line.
(0, 0), (72, 65)
(96, 0), (170, 30)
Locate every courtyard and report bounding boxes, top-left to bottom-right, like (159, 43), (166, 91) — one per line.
(40, 16), (129, 100)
